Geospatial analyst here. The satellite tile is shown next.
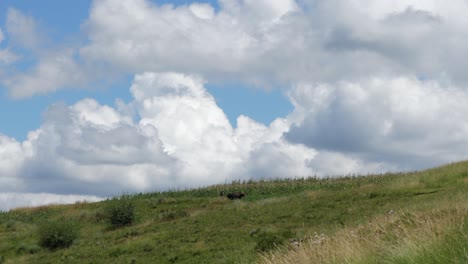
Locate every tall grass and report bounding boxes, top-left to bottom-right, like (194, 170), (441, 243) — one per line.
(259, 202), (467, 264)
(134, 173), (398, 201)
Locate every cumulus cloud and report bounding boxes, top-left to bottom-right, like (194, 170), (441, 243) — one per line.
(0, 49), (18, 65)
(4, 0), (468, 96)
(0, 72), (318, 210)
(0, 135), (26, 191)
(77, 0), (309, 86)
(0, 27), (19, 65)
(5, 49), (87, 98)
(17, 98), (177, 196)
(77, 0), (468, 86)
(6, 8), (44, 50)
(3, 72), (468, 210)
(285, 77), (468, 170)
(2, 1), (468, 210)
(1, 9), (89, 98)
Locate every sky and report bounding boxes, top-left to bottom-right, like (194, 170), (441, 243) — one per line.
(1, 0), (468, 210)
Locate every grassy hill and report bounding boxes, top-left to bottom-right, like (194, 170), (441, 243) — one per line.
(0, 161), (467, 263)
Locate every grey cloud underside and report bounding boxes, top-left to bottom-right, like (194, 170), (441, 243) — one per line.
(285, 78), (468, 170)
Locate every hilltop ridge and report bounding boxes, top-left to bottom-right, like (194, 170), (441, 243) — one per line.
(0, 161), (467, 263)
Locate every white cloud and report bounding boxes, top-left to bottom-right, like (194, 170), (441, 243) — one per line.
(6, 8), (44, 50)
(1, 9), (89, 98)
(2, 1), (468, 209)
(77, 0), (468, 86)
(305, 151), (392, 177)
(81, 0), (256, 75)
(285, 77), (468, 170)
(0, 27), (19, 65)
(3, 72), (468, 210)
(4, 0), (468, 96)
(0, 49), (18, 64)
(130, 72), (316, 182)
(4, 49), (87, 98)
(17, 98), (176, 195)
(132, 73), (238, 179)
(0, 135), (26, 191)
(219, 0), (298, 24)
(76, 0), (308, 87)
(0, 193), (104, 212)
(242, 140), (316, 179)
(0, 72), (317, 209)
(332, 0), (468, 26)
(189, 3), (215, 20)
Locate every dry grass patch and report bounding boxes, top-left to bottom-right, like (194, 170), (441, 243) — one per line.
(10, 205), (54, 214)
(254, 197), (291, 207)
(259, 203), (467, 264)
(304, 190), (321, 200)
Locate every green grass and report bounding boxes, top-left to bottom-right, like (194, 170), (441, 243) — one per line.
(0, 161), (467, 263)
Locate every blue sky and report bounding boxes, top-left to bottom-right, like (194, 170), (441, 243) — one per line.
(2, 0), (468, 210)
(0, 0), (93, 140)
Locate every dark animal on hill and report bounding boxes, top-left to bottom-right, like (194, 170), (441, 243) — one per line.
(220, 191), (245, 200)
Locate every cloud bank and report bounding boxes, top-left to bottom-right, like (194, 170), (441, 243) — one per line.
(3, 72), (468, 210)
(0, 72), (316, 210)
(5, 0), (468, 97)
(1, 0), (468, 210)
(286, 77), (468, 169)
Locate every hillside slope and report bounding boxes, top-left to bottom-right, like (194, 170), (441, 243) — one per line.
(1, 162), (467, 263)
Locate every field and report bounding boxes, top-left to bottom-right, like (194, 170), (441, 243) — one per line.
(0, 161), (467, 263)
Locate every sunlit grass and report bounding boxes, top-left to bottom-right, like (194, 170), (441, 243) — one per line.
(0, 161), (466, 263)
(259, 200), (467, 264)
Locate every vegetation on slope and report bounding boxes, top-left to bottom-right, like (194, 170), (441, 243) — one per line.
(0, 161), (467, 263)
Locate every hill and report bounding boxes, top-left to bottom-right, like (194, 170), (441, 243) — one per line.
(0, 161), (467, 263)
